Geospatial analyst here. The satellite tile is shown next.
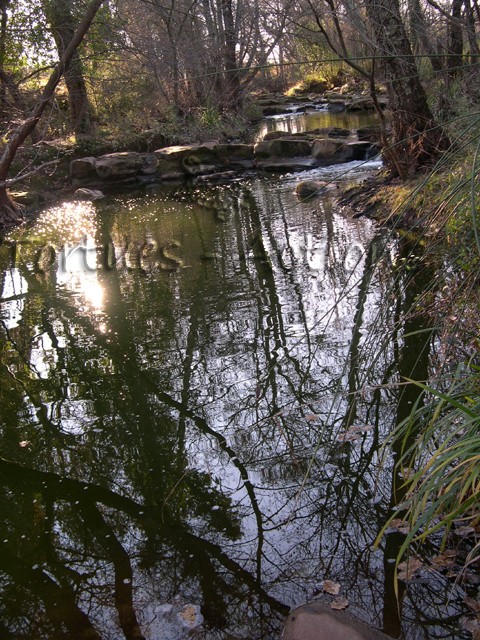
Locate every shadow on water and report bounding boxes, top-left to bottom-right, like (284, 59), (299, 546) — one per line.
(0, 177), (471, 639)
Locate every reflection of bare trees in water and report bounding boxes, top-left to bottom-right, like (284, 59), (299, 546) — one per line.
(0, 183), (469, 638)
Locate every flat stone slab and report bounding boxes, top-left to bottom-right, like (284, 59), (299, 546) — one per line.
(282, 602), (391, 640)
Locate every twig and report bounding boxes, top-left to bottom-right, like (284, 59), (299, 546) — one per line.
(0, 158), (62, 188)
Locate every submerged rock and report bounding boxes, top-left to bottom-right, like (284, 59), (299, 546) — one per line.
(74, 188), (105, 200)
(295, 181), (329, 199)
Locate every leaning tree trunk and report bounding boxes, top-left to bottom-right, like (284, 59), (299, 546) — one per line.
(364, 0), (450, 179)
(43, 0), (94, 135)
(0, 0), (105, 227)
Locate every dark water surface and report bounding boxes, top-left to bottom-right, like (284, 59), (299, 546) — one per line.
(0, 151), (471, 637)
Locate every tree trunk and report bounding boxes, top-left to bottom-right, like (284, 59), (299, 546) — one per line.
(407, 0), (444, 72)
(0, 0), (10, 116)
(221, 0), (241, 109)
(364, 0), (450, 179)
(43, 0), (94, 135)
(0, 0), (105, 227)
(447, 0), (464, 76)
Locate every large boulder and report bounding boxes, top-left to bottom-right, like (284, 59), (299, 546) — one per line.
(312, 139), (372, 163)
(312, 139), (349, 161)
(213, 143), (254, 168)
(357, 125), (382, 142)
(254, 138), (312, 159)
(154, 143), (218, 176)
(140, 153), (159, 175)
(70, 157), (96, 180)
(95, 152), (143, 180)
(345, 141), (374, 160)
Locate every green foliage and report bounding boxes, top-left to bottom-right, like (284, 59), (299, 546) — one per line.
(197, 105), (222, 128)
(2, 0), (54, 71)
(379, 362), (480, 578)
(368, 107), (480, 584)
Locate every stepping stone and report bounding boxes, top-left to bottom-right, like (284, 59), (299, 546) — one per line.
(282, 602), (391, 640)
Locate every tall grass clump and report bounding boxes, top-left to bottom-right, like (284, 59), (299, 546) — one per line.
(384, 363), (480, 568)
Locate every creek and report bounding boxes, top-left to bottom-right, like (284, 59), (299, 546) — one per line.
(0, 109), (471, 639)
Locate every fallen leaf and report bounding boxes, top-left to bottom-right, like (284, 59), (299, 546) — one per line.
(388, 518), (410, 534)
(336, 432), (358, 443)
(336, 424), (374, 443)
(454, 526), (475, 537)
(430, 551), (457, 568)
(322, 580), (341, 595)
(179, 605), (197, 625)
(330, 597), (349, 610)
(305, 414), (318, 421)
(350, 424), (374, 433)
(397, 557), (423, 581)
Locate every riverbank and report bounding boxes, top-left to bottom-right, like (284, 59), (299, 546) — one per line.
(3, 86), (383, 230)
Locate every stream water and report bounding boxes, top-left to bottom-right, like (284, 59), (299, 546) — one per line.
(0, 111), (472, 639)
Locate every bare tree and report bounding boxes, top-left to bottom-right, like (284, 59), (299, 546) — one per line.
(118, 0), (294, 113)
(296, 0), (450, 178)
(363, 0), (450, 178)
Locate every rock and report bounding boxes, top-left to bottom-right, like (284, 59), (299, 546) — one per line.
(140, 153), (158, 175)
(326, 103), (346, 113)
(154, 144), (218, 176)
(345, 141), (374, 160)
(357, 125), (382, 142)
(263, 131), (287, 141)
(312, 139), (349, 161)
(303, 127), (351, 139)
(254, 139), (312, 159)
(282, 601), (391, 640)
(263, 128), (351, 142)
(324, 91), (345, 101)
(74, 188), (105, 200)
(160, 171), (185, 181)
(213, 143), (254, 167)
(70, 157), (96, 180)
(346, 96), (374, 111)
(312, 139), (372, 163)
(295, 181), (329, 199)
(256, 158), (318, 172)
(95, 152), (143, 180)
(262, 105), (291, 116)
(196, 170), (238, 183)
